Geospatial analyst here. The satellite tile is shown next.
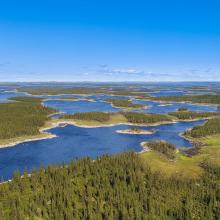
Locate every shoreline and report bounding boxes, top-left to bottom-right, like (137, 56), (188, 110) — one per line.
(0, 118), (176, 149)
(116, 129), (156, 135)
(0, 133), (56, 149)
(43, 98), (96, 102)
(0, 115), (208, 149)
(103, 100), (149, 111)
(138, 141), (150, 153)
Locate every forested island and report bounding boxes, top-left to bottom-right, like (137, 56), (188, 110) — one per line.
(116, 128), (156, 135)
(105, 98), (147, 110)
(150, 94), (220, 105)
(168, 111), (220, 120)
(60, 112), (174, 127)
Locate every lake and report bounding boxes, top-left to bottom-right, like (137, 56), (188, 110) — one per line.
(0, 82), (219, 180)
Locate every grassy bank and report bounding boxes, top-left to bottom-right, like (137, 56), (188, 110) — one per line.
(140, 133), (220, 179)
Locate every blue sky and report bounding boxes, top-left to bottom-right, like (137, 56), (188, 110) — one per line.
(0, 0), (220, 82)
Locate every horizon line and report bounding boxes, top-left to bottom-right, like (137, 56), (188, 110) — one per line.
(1, 80), (220, 83)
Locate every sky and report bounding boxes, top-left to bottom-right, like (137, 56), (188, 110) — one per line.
(0, 0), (220, 82)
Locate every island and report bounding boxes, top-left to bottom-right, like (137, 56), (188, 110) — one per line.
(2, 96), (220, 149)
(116, 128), (156, 135)
(149, 94), (220, 105)
(105, 98), (147, 110)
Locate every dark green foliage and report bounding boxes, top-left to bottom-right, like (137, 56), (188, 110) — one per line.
(169, 111), (220, 120)
(201, 160), (220, 179)
(145, 141), (176, 159)
(185, 118), (220, 138)
(122, 112), (172, 124)
(106, 98), (145, 109)
(0, 97), (55, 139)
(0, 153), (219, 219)
(62, 112), (110, 122)
(151, 94), (220, 105)
(177, 107), (188, 112)
(9, 96), (44, 103)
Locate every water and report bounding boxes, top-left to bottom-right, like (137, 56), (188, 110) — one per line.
(0, 82), (219, 181)
(0, 120), (203, 180)
(44, 99), (120, 114)
(0, 90), (27, 103)
(43, 96), (219, 114)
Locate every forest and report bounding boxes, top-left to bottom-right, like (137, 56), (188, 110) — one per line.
(0, 152), (219, 219)
(106, 99), (145, 109)
(60, 112), (176, 126)
(122, 112), (172, 124)
(143, 141), (176, 159)
(168, 111), (220, 120)
(0, 97), (55, 139)
(62, 112), (111, 122)
(151, 94), (220, 105)
(184, 117), (220, 138)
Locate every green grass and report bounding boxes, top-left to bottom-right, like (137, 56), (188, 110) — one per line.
(140, 134), (220, 179)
